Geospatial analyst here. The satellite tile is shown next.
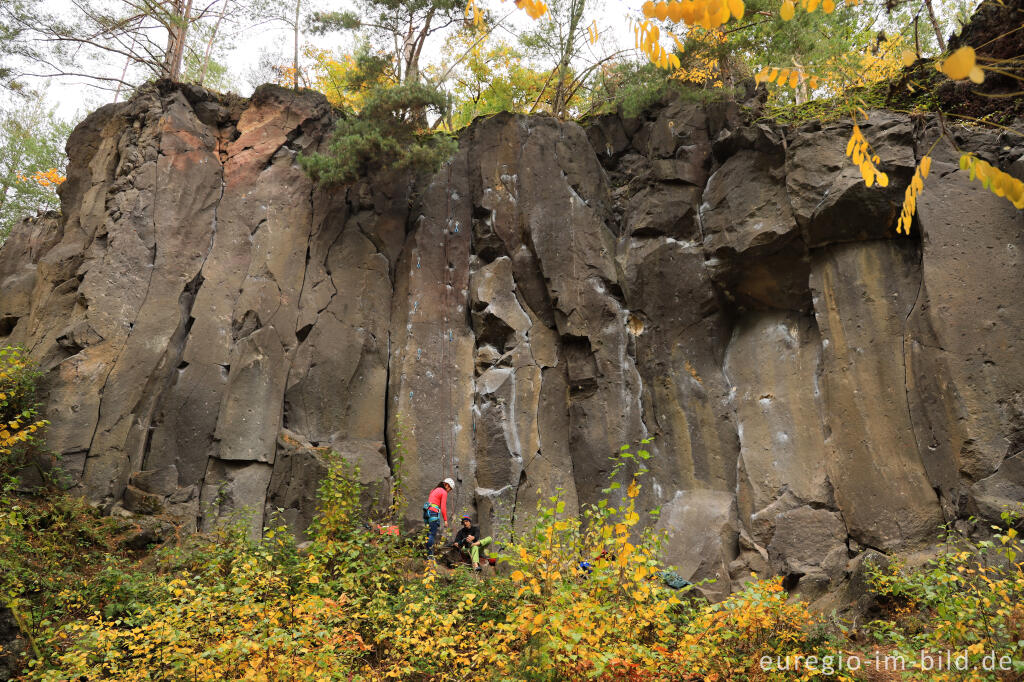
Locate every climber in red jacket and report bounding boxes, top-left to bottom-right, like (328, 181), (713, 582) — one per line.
(424, 478), (454, 556)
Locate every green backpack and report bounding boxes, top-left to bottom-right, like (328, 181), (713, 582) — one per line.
(659, 569), (693, 590)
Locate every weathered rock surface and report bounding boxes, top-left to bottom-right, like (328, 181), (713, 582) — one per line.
(2, 81), (1022, 594)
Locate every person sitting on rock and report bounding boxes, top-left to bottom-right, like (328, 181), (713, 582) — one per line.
(453, 515), (492, 571)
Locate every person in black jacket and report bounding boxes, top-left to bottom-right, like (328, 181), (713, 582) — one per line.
(452, 515), (492, 571)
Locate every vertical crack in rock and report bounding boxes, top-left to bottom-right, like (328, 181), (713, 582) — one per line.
(901, 237), (945, 517)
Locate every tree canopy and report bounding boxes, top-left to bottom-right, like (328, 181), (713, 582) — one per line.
(0, 93), (71, 243)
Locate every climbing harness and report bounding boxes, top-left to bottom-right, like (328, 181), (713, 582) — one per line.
(422, 502), (442, 523)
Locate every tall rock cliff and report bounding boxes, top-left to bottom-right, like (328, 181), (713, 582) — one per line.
(1, 82), (1022, 599)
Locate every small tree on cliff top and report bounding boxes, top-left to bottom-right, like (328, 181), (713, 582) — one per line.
(299, 51), (457, 184)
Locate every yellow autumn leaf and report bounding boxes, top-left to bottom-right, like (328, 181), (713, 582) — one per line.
(780, 0), (795, 20)
(1007, 179), (1024, 207)
(920, 155), (932, 178)
(968, 66), (984, 83)
(860, 162), (874, 186)
(510, 570), (525, 581)
(789, 70), (799, 88)
(876, 172), (889, 187)
(940, 46), (976, 80)
(642, 0), (657, 16)
(655, 1), (669, 20)
(822, 0), (835, 12)
(727, 0), (744, 19)
(714, 2), (730, 24)
(901, 49), (917, 67)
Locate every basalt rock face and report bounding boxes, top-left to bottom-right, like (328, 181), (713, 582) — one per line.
(2, 82), (1023, 599)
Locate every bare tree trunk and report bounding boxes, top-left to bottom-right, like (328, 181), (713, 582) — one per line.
(552, 0), (584, 119)
(171, 0), (193, 81)
(792, 57), (807, 104)
(114, 33), (137, 102)
(406, 8), (435, 86)
(293, 0), (301, 89)
(923, 0), (946, 52)
(163, 0), (194, 82)
(162, 0), (181, 79)
(200, 0), (230, 85)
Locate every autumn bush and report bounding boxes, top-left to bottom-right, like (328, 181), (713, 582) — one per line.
(864, 509), (1024, 680)
(15, 441), (845, 681)
(0, 346), (48, 475)
(0, 351), (145, 677)
(7, 362), (1024, 681)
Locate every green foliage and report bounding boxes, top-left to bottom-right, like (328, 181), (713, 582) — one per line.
(388, 415), (408, 523)
(443, 34), (553, 128)
(0, 0), (41, 92)
(299, 82), (457, 184)
(0, 346), (48, 483)
(308, 452), (364, 542)
(589, 59), (677, 117)
(310, 0), (465, 85)
(14, 445), (838, 680)
(17, 444), (1024, 680)
(730, 0), (867, 74)
(865, 508), (1024, 679)
(0, 94), (71, 243)
(516, 0), (591, 118)
(0, 491), (151, 675)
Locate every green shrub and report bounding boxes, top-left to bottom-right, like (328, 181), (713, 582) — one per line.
(865, 508), (1024, 679)
(300, 83), (457, 185)
(0, 345), (48, 481)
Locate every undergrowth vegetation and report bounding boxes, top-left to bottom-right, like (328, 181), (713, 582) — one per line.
(3, 346), (1024, 680)
(863, 511), (1024, 680)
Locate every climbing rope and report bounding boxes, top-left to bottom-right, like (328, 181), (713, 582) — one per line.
(440, 163), (454, 484)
